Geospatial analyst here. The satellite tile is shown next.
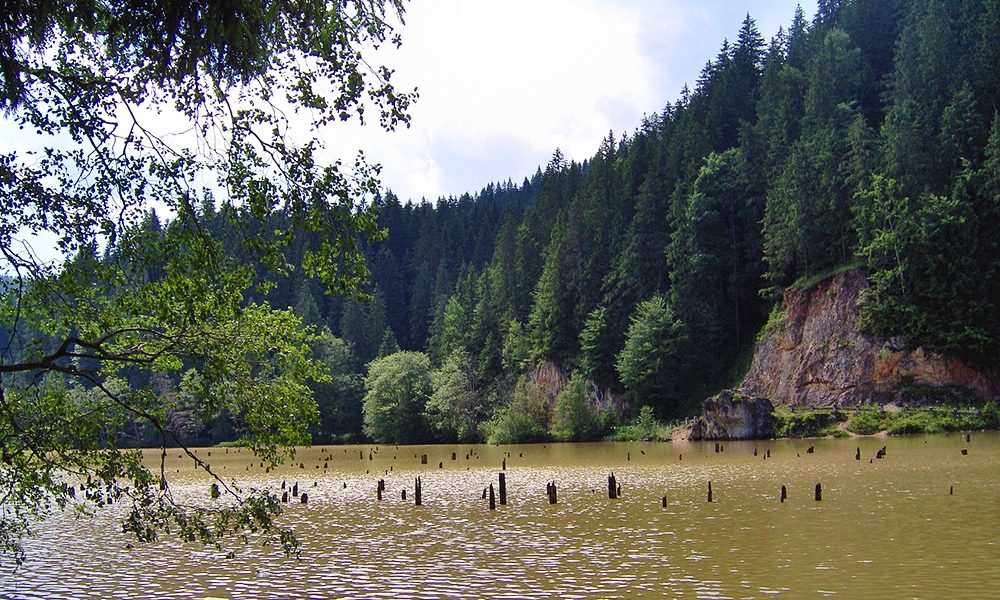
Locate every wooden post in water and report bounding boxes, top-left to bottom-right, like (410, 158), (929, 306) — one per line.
(781, 485), (787, 503)
(806, 445), (814, 454)
(950, 485), (954, 495)
(608, 473), (618, 499)
(210, 484), (220, 499)
(421, 454), (428, 464)
(293, 482), (299, 497)
(499, 472), (507, 505)
(856, 447), (861, 460)
(965, 433), (971, 443)
(547, 482), (558, 504)
(282, 491), (288, 503)
(815, 483), (822, 501)
(707, 481), (713, 503)
(452, 452), (457, 460)
(301, 493), (308, 504)
(502, 458), (506, 471)
(402, 489), (407, 500)
(415, 477), (422, 506)
(489, 483), (496, 511)
(662, 495), (667, 507)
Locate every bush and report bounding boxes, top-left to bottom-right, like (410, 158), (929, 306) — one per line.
(846, 411), (886, 435)
(887, 412), (932, 435)
(981, 402), (1000, 429)
(772, 408), (843, 437)
(551, 373), (603, 442)
(485, 376), (551, 445)
(608, 406), (670, 441)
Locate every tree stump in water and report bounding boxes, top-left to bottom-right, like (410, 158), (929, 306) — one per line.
(815, 483), (822, 501)
(489, 483), (496, 511)
(608, 473), (617, 499)
(499, 472), (507, 505)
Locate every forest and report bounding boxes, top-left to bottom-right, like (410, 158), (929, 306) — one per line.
(8, 0), (1000, 447)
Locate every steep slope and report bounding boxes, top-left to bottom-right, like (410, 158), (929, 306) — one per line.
(740, 269), (1000, 406)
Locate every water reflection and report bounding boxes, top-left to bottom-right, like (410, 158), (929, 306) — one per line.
(3, 434), (999, 599)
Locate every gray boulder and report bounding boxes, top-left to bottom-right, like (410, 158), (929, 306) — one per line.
(690, 390), (774, 440)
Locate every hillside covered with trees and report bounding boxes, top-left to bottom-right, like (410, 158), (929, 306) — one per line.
(8, 0), (1000, 448)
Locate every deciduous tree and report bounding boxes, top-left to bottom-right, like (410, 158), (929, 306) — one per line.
(0, 0), (415, 564)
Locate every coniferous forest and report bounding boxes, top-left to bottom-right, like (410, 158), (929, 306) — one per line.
(12, 0), (1000, 447)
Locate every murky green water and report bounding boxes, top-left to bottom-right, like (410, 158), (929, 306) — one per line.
(3, 434), (998, 599)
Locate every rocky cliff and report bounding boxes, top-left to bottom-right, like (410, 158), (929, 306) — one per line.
(740, 269), (1000, 406)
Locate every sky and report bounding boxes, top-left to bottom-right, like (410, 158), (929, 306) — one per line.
(336, 0), (816, 204)
(0, 0), (817, 211)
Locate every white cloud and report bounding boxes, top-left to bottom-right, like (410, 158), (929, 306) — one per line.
(325, 0), (811, 204)
(2, 0), (813, 208)
(351, 0), (657, 201)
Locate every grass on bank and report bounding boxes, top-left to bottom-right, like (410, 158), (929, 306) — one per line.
(845, 403), (1000, 435)
(772, 402), (1000, 438)
(772, 407), (850, 438)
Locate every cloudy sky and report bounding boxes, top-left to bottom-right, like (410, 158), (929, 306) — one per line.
(338, 0), (815, 203)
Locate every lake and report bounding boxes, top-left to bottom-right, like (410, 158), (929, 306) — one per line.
(3, 434), (998, 599)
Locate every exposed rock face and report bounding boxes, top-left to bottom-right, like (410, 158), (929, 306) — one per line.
(741, 269), (1000, 406)
(528, 360), (623, 412)
(690, 390), (774, 440)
